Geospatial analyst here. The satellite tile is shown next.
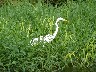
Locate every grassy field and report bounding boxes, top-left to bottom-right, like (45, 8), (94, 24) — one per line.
(0, 0), (96, 72)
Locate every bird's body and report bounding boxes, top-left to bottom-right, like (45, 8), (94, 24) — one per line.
(43, 34), (54, 43)
(30, 17), (67, 46)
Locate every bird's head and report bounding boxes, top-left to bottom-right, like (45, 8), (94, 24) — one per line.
(56, 17), (67, 23)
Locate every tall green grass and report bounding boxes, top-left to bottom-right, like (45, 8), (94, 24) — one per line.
(0, 0), (96, 72)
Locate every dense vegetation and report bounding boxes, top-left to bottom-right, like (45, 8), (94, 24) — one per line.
(0, 0), (96, 72)
(0, 0), (87, 7)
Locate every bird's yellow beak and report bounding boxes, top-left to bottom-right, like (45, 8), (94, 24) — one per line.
(63, 19), (69, 23)
(63, 19), (68, 22)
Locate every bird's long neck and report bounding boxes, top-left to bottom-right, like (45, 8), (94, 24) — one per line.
(52, 21), (59, 38)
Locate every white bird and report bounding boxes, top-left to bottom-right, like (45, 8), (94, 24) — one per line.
(30, 17), (67, 46)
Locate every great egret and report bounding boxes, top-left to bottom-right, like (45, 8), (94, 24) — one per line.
(30, 17), (67, 46)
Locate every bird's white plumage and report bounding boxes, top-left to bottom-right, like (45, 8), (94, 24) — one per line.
(30, 17), (67, 46)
